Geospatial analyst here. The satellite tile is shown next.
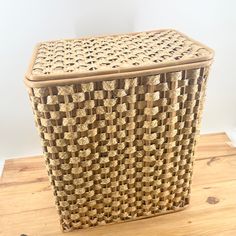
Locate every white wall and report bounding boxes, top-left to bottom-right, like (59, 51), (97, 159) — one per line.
(0, 0), (235, 159)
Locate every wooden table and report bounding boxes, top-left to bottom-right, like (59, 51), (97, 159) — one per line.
(1, 133), (236, 236)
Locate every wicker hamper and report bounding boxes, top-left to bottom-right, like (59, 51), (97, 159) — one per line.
(25, 29), (214, 232)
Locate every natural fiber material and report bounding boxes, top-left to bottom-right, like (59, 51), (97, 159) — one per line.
(25, 29), (213, 232)
(26, 29), (213, 83)
(33, 30), (208, 75)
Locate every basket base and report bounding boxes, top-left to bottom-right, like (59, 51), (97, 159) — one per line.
(62, 204), (190, 233)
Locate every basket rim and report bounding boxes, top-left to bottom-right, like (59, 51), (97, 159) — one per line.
(25, 29), (214, 87)
(25, 60), (213, 88)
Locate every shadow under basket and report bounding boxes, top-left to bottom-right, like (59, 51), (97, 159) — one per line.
(24, 29), (214, 232)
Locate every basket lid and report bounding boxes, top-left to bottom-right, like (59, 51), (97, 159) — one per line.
(25, 29), (214, 86)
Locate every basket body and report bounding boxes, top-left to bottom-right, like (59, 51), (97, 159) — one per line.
(25, 29), (213, 232)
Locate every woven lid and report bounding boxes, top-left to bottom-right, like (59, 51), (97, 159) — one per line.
(25, 29), (213, 85)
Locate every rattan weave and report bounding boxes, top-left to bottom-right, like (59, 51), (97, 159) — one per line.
(30, 30), (210, 78)
(25, 29), (213, 232)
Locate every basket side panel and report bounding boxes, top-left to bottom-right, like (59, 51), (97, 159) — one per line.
(28, 65), (210, 231)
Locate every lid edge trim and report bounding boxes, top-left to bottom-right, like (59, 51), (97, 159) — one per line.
(25, 59), (213, 88)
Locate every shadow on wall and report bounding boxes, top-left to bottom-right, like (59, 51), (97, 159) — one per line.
(74, 0), (136, 37)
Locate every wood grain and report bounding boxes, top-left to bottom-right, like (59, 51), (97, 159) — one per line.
(1, 133), (236, 236)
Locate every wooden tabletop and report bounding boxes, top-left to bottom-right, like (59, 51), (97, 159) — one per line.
(1, 133), (236, 236)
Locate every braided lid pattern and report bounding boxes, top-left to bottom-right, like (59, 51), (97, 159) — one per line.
(28, 30), (213, 81)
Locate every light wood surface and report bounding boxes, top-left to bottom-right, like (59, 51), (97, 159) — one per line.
(1, 133), (236, 236)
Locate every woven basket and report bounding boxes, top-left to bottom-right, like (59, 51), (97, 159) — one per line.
(25, 29), (214, 232)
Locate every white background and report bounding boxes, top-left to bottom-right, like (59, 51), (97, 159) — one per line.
(0, 0), (236, 159)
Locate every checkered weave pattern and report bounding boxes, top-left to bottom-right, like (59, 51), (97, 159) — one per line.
(28, 66), (210, 231)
